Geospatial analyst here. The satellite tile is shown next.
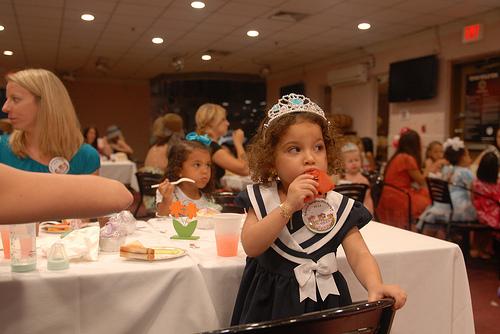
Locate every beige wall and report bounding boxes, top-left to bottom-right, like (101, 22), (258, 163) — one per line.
(266, 8), (500, 153)
(66, 79), (151, 161)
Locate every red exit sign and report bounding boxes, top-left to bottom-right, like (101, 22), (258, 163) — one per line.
(463, 24), (483, 43)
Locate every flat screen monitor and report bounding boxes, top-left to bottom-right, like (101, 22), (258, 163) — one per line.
(388, 55), (438, 102)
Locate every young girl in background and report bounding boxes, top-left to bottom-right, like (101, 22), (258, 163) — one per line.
(424, 141), (447, 178)
(231, 94), (406, 325)
(442, 137), (477, 221)
(156, 135), (220, 216)
(339, 142), (374, 214)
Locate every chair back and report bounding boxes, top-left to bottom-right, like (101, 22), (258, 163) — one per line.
(213, 192), (245, 214)
(426, 177), (453, 209)
(201, 298), (395, 334)
(335, 183), (368, 202)
(136, 172), (163, 197)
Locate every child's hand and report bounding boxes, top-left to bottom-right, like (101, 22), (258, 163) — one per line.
(285, 174), (318, 212)
(368, 284), (407, 310)
(158, 179), (175, 203)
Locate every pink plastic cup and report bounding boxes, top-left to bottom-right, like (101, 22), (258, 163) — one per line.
(214, 213), (243, 257)
(0, 226), (10, 259)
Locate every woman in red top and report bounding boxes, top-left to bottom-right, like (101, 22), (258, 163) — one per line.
(376, 129), (431, 229)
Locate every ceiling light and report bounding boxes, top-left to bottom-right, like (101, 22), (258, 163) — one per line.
(357, 22), (371, 30)
(3, 50), (14, 56)
(152, 37), (164, 44)
(0, 25), (5, 31)
(81, 14), (95, 21)
(247, 30), (259, 37)
(201, 54), (211, 61)
(191, 1), (205, 9)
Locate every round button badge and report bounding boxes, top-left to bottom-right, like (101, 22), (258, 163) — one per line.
(302, 198), (336, 234)
(48, 157), (70, 174)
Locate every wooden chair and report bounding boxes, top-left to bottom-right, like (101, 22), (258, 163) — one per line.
(421, 177), (491, 259)
(335, 183), (368, 202)
(134, 172), (164, 218)
(201, 298), (395, 334)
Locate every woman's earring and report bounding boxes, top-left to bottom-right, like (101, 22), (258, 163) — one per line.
(270, 169), (278, 180)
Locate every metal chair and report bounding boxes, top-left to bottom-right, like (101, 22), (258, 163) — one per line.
(134, 172), (164, 218)
(335, 183), (368, 202)
(200, 298), (395, 334)
(421, 177), (491, 258)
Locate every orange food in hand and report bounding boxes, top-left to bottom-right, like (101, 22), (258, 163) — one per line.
(305, 169), (335, 202)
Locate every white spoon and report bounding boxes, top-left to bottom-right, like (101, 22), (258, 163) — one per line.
(151, 177), (195, 189)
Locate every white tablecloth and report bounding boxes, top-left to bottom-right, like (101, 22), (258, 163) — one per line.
(99, 160), (139, 192)
(0, 221), (474, 334)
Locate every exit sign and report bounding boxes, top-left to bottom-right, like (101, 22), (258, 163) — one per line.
(463, 24), (483, 43)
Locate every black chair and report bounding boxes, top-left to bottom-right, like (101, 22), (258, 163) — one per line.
(335, 183), (368, 202)
(213, 191), (245, 214)
(134, 172), (164, 218)
(420, 177), (491, 259)
(200, 298), (395, 334)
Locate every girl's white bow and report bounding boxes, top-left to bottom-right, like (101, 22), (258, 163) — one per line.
(443, 137), (465, 151)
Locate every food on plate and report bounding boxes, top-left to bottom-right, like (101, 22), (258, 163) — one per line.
(120, 241), (185, 261)
(197, 207), (220, 217)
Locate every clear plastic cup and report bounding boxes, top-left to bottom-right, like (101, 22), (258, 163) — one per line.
(214, 213), (243, 257)
(10, 223), (37, 272)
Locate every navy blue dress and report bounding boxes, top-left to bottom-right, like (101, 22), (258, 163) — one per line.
(231, 182), (372, 325)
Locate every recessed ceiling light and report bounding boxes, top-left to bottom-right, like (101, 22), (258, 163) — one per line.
(81, 14), (95, 21)
(246, 30), (259, 37)
(152, 37), (164, 44)
(0, 25), (5, 31)
(201, 54), (212, 61)
(191, 1), (205, 9)
(3, 50), (14, 56)
(357, 22), (371, 30)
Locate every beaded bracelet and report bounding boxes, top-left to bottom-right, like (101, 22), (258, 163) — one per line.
(279, 202), (292, 220)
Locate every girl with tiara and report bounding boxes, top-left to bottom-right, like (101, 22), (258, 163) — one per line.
(231, 94), (406, 325)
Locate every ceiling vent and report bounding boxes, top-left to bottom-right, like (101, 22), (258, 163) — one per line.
(269, 11), (308, 23)
(204, 49), (231, 57)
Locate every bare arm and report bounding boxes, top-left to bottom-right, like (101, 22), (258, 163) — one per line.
(212, 149), (249, 176)
(342, 228), (407, 309)
(156, 180), (175, 216)
(0, 164), (133, 224)
(407, 169), (426, 187)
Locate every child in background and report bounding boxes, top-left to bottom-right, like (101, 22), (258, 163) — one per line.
(231, 94), (406, 325)
(156, 135), (220, 216)
(360, 137), (376, 173)
(424, 141), (447, 178)
(441, 137), (477, 221)
(339, 142), (374, 214)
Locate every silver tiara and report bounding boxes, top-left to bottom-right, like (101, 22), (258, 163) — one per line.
(264, 93), (326, 128)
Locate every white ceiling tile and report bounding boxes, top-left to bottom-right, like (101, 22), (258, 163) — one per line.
(437, 3), (495, 18)
(65, 0), (118, 12)
(14, 5), (63, 19)
(114, 3), (166, 17)
(218, 2), (273, 17)
(204, 13), (254, 27)
(161, 7), (210, 22)
(278, 0), (344, 15)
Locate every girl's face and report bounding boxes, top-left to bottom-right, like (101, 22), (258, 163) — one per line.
(429, 144), (443, 161)
(2, 82), (39, 131)
(180, 148), (212, 189)
(210, 115), (229, 138)
(274, 121), (328, 188)
(86, 128), (97, 143)
(343, 150), (361, 175)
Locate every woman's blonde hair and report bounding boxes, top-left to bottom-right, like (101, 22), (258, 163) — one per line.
(7, 68), (83, 160)
(195, 103), (226, 135)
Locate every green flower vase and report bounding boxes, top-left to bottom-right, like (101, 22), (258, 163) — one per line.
(171, 219), (199, 240)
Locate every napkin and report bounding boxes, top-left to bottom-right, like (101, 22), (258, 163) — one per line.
(41, 226), (100, 261)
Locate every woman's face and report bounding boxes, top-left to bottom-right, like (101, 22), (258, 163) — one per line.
(86, 128), (97, 143)
(2, 82), (39, 131)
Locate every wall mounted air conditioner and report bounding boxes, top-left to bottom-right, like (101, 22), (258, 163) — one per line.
(327, 64), (368, 86)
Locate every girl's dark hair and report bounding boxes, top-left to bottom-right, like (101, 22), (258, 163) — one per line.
(477, 152), (498, 184)
(361, 137), (374, 154)
(248, 112), (341, 183)
(385, 129), (422, 177)
(83, 126), (98, 149)
(425, 141), (442, 160)
(164, 139), (215, 193)
(444, 146), (465, 166)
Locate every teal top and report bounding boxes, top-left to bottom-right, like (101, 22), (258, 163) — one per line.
(0, 135), (100, 174)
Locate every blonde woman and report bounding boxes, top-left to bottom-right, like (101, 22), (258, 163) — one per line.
(0, 69), (99, 174)
(195, 103), (249, 185)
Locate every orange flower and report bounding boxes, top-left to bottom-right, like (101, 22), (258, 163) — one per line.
(185, 202), (198, 219)
(169, 201), (184, 218)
